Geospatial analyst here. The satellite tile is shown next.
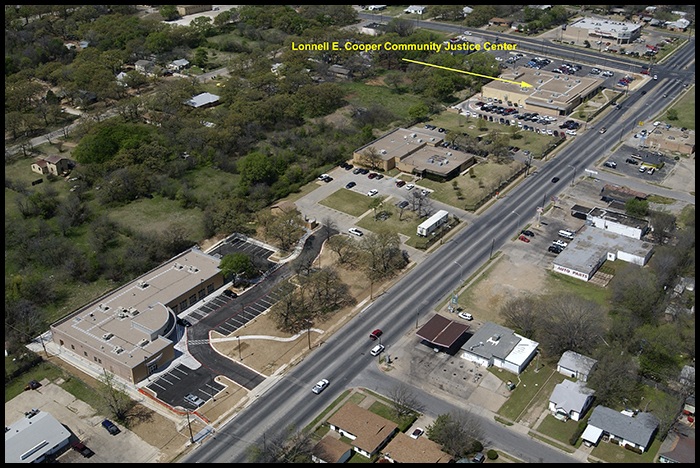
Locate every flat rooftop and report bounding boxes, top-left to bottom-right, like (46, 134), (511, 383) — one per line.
(553, 225), (654, 273)
(588, 207), (648, 230)
(569, 17), (642, 34)
(485, 67), (603, 111)
(52, 248), (221, 368)
(416, 314), (470, 348)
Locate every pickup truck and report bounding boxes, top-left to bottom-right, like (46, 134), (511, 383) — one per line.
(102, 419), (120, 435)
(71, 442), (95, 458)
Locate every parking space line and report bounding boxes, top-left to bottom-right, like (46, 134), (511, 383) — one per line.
(217, 325), (235, 334)
(173, 367), (188, 376)
(157, 376), (174, 386)
(149, 381), (167, 391)
(165, 371), (181, 380)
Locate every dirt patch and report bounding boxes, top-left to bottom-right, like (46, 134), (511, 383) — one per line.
(365, 76), (386, 87)
(199, 233), (227, 252)
(460, 252), (548, 324)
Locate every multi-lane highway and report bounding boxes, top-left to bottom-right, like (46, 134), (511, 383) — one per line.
(184, 28), (693, 463)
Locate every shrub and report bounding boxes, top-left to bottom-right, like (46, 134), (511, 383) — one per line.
(624, 444), (643, 454)
(487, 449), (498, 460)
(471, 440), (483, 453)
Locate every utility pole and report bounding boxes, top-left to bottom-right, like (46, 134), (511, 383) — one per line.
(186, 410), (194, 443)
(237, 335), (241, 361)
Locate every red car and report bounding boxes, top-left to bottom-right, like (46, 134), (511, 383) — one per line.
(396, 180), (406, 187)
(518, 235), (530, 243)
(370, 329), (383, 340)
(368, 173), (377, 179)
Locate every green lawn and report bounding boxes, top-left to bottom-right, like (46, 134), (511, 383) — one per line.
(341, 81), (422, 121)
(356, 201), (424, 239)
(107, 195), (205, 240)
(663, 85), (695, 130)
(495, 366), (556, 422)
(544, 270), (612, 309)
(590, 437), (662, 463)
(537, 414), (582, 446)
(318, 188), (383, 218)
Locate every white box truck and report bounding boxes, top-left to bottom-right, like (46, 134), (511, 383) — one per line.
(417, 210), (449, 237)
(558, 229), (575, 240)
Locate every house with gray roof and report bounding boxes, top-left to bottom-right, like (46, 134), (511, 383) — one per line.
(460, 321), (539, 374)
(557, 350), (598, 382)
(185, 92), (220, 109)
(582, 406), (659, 453)
(5, 409), (71, 463)
(549, 379), (595, 421)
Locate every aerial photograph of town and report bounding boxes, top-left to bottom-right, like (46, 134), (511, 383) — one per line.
(5, 4), (695, 464)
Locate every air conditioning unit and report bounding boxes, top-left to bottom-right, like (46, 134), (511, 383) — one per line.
(98, 303), (109, 311)
(128, 307), (140, 317)
(102, 333), (114, 340)
(137, 280), (148, 288)
(137, 338), (149, 347)
(174, 262), (183, 270)
(114, 346), (124, 354)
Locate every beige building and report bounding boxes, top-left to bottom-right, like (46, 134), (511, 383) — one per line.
(30, 154), (70, 176)
(327, 403), (398, 458)
(353, 128), (476, 180)
(480, 66), (604, 116)
(563, 17), (642, 45)
(51, 248), (224, 384)
(176, 5), (212, 16)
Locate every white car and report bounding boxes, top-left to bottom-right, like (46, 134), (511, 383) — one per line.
(458, 312), (473, 321)
(566, 129), (577, 136)
(312, 379), (329, 394)
(410, 428), (424, 439)
(405, 184), (415, 190)
(367, 189), (378, 197)
(370, 344), (385, 356)
(463, 31), (472, 36)
(421, 189), (430, 196)
(553, 240), (568, 248)
(318, 174), (329, 181)
(348, 228), (363, 236)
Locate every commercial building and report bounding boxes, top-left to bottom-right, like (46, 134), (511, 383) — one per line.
(353, 128), (476, 180)
(5, 409), (71, 463)
(460, 321), (538, 374)
(480, 67), (604, 116)
(51, 248), (223, 384)
(563, 17), (642, 45)
(551, 225), (654, 282)
(586, 207), (649, 240)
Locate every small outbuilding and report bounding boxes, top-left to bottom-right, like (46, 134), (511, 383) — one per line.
(557, 350), (598, 382)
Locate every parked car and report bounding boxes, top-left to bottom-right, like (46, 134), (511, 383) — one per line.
(398, 200), (409, 209)
(184, 393), (205, 408)
(369, 329), (383, 340)
(318, 174), (330, 181)
(518, 235), (530, 243)
(312, 379), (329, 394)
(521, 230), (535, 237)
(367, 189), (378, 197)
(603, 161), (617, 168)
(553, 240), (568, 248)
(458, 312), (473, 321)
(396, 180), (406, 188)
(348, 228), (363, 236)
(410, 428), (424, 439)
(345, 181), (356, 189)
(370, 344), (385, 356)
(626, 158), (638, 165)
(405, 184), (414, 190)
(548, 245), (563, 254)
(368, 172), (377, 179)
(102, 419), (120, 435)
(72, 442), (95, 458)
(472, 453), (485, 463)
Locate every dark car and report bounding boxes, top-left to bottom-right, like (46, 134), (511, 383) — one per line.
(374, 174), (384, 180)
(551, 177), (560, 183)
(72, 442), (95, 458)
(521, 230), (535, 237)
(345, 181), (356, 189)
(625, 158), (639, 165)
(102, 419), (120, 435)
(368, 172), (376, 179)
(369, 329), (383, 340)
(548, 245), (563, 254)
(398, 200), (409, 209)
(223, 289), (237, 298)
(345, 164), (353, 170)
(25, 379), (41, 391)
(396, 180), (406, 188)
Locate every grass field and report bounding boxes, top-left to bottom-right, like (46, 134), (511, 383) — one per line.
(341, 81), (421, 122)
(495, 366), (556, 422)
(356, 200), (424, 239)
(664, 85), (695, 130)
(318, 188), (383, 217)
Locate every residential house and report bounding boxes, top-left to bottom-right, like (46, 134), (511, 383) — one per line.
(582, 406), (659, 453)
(184, 92), (220, 109)
(311, 435), (353, 463)
(135, 59), (155, 75)
(404, 6), (426, 15)
(382, 432), (451, 463)
(328, 64), (352, 79)
(557, 351), (598, 382)
(326, 403), (398, 458)
(31, 154), (70, 176)
(549, 379), (595, 421)
(168, 58), (190, 70)
(657, 427), (695, 463)
(489, 17), (513, 28)
(177, 5), (212, 16)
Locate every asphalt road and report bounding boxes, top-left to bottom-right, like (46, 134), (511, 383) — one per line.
(183, 34), (694, 462)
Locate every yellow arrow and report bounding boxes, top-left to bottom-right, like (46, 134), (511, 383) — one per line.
(402, 58), (533, 88)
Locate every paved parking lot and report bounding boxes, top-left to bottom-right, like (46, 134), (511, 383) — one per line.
(209, 235), (277, 274)
(145, 364), (225, 412)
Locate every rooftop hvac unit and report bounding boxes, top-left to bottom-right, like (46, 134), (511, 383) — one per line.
(417, 139), (423, 143)
(128, 307), (140, 317)
(187, 265), (199, 274)
(446, 152), (452, 156)
(410, 133), (416, 138)
(174, 262), (183, 270)
(137, 338), (149, 347)
(103, 333), (114, 340)
(118, 312), (128, 319)
(114, 346), (124, 354)
(548, 99), (553, 103)
(575, 79), (580, 83)
(492, 334), (501, 341)
(137, 280), (148, 288)
(379, 149), (386, 154)
(98, 303), (109, 311)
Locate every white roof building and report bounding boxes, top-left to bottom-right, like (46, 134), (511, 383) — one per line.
(557, 350), (598, 382)
(460, 321), (539, 374)
(5, 410), (71, 463)
(549, 379), (595, 421)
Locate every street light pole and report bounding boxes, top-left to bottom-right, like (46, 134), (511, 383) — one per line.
(454, 261), (463, 284)
(511, 210), (520, 236)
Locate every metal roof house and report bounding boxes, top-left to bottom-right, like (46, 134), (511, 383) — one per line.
(460, 321), (538, 374)
(557, 350), (598, 382)
(185, 92), (220, 109)
(582, 406), (659, 453)
(5, 409), (71, 463)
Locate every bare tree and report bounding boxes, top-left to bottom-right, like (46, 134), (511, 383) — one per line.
(321, 216), (337, 242)
(326, 235), (358, 267)
(500, 296), (541, 339)
(587, 348), (639, 408)
(97, 370), (135, 421)
(426, 410), (483, 459)
(245, 424), (313, 463)
(538, 294), (605, 357)
(361, 146), (382, 171)
(388, 382), (424, 418)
